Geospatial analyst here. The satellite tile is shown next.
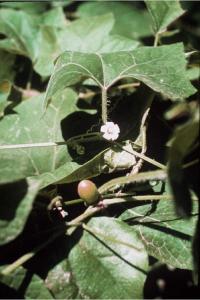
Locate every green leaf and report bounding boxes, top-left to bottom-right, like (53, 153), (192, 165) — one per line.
(59, 14), (139, 53)
(0, 2), (48, 14)
(44, 43), (196, 110)
(0, 7), (66, 64)
(168, 111), (199, 216)
(145, 0), (185, 34)
(0, 178), (40, 245)
(0, 88), (96, 185)
(78, 1), (152, 39)
(0, 8), (39, 60)
(39, 7), (66, 28)
(68, 217), (148, 299)
(34, 14), (139, 77)
(33, 26), (62, 77)
(120, 194), (198, 269)
(0, 267), (53, 299)
(44, 260), (79, 299)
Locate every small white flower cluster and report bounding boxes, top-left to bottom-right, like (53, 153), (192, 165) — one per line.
(100, 122), (120, 141)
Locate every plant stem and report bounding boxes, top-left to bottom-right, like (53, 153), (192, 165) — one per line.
(131, 148), (166, 169)
(183, 158), (199, 169)
(64, 198), (84, 206)
(98, 169), (167, 194)
(0, 133), (103, 150)
(114, 142), (166, 170)
(154, 33), (160, 47)
(102, 88), (108, 124)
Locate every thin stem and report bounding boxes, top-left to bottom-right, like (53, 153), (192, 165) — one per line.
(66, 205), (103, 235)
(115, 82), (140, 90)
(154, 33), (160, 47)
(183, 158), (199, 169)
(102, 88), (108, 124)
(0, 133), (103, 150)
(64, 198), (84, 206)
(114, 141), (166, 170)
(103, 193), (198, 205)
(98, 169), (167, 194)
(0, 141), (68, 150)
(104, 195), (174, 204)
(131, 148), (166, 169)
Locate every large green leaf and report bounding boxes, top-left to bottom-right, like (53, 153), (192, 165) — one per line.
(44, 43), (196, 110)
(0, 267), (53, 299)
(68, 217), (148, 299)
(145, 0), (185, 34)
(34, 14), (139, 77)
(120, 193), (198, 269)
(78, 1), (152, 39)
(0, 178), (40, 245)
(0, 7), (66, 63)
(58, 14), (139, 53)
(0, 88), (96, 185)
(0, 8), (39, 60)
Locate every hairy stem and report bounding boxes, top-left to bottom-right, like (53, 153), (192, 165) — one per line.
(102, 88), (108, 124)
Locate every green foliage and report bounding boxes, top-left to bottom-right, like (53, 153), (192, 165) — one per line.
(67, 217), (148, 299)
(145, 0), (184, 34)
(0, 267), (53, 299)
(44, 43), (196, 110)
(0, 1), (199, 298)
(77, 1), (152, 39)
(120, 194), (198, 269)
(0, 179), (40, 245)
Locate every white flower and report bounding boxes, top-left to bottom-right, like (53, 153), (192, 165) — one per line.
(100, 122), (120, 141)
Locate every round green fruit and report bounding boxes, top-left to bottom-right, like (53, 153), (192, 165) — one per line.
(77, 180), (100, 205)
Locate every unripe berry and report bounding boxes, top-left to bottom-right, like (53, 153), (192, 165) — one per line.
(77, 180), (100, 205)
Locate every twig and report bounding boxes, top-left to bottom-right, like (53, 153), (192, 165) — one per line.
(130, 108), (150, 174)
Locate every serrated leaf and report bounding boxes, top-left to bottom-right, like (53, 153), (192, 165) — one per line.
(0, 267), (53, 299)
(78, 1), (152, 39)
(44, 43), (196, 110)
(120, 194), (198, 269)
(0, 178), (40, 245)
(145, 0), (185, 34)
(68, 217), (148, 299)
(0, 88), (96, 185)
